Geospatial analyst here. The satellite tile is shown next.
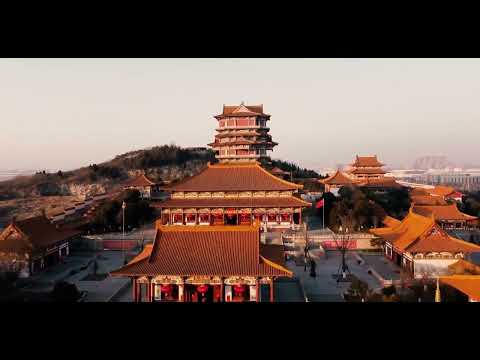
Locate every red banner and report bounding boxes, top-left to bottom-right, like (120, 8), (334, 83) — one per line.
(316, 199), (325, 209)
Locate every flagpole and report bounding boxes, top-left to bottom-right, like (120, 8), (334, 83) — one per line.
(323, 198), (325, 230)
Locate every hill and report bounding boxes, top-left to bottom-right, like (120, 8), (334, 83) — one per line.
(0, 145), (216, 200)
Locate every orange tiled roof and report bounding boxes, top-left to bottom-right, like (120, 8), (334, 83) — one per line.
(410, 188), (430, 196)
(124, 173), (157, 187)
(110, 225), (292, 278)
(0, 215), (80, 253)
(412, 203), (478, 221)
(440, 275), (480, 301)
(351, 155), (384, 168)
(429, 185), (455, 198)
(411, 194), (447, 206)
(382, 215), (401, 228)
(319, 170), (354, 185)
(164, 163), (303, 192)
(154, 196), (311, 209)
(370, 209), (480, 254)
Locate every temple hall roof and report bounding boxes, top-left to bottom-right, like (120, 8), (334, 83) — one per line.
(319, 170), (354, 186)
(154, 196), (311, 209)
(370, 209), (480, 254)
(110, 225), (292, 278)
(163, 162), (303, 192)
(440, 275), (480, 301)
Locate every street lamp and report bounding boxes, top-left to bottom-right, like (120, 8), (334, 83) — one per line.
(122, 201), (127, 264)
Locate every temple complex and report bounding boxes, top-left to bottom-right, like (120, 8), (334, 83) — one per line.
(370, 207), (480, 278)
(110, 224), (292, 302)
(155, 162), (310, 229)
(0, 214), (80, 277)
(208, 103), (277, 163)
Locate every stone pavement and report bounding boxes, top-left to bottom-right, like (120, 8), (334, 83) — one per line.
(288, 251), (384, 302)
(21, 250), (131, 302)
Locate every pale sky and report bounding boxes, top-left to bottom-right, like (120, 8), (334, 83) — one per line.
(1, 58), (479, 172)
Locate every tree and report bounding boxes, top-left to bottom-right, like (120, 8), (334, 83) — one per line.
(51, 281), (81, 302)
(332, 212), (355, 281)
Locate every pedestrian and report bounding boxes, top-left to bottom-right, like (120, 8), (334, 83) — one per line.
(310, 259), (316, 278)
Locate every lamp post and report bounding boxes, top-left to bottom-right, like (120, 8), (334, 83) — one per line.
(122, 201), (127, 264)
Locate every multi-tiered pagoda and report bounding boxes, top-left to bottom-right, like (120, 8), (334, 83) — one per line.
(208, 103), (277, 163)
(348, 155), (386, 181)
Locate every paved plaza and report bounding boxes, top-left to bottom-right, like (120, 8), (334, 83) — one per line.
(21, 250), (131, 302)
(288, 251), (388, 302)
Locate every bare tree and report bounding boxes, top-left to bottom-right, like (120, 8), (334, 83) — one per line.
(332, 211), (356, 282)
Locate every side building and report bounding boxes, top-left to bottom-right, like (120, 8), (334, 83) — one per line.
(370, 207), (480, 278)
(0, 215), (81, 277)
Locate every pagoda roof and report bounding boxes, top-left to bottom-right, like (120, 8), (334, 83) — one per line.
(215, 104), (270, 118)
(440, 275), (480, 301)
(110, 225), (292, 278)
(124, 173), (157, 187)
(370, 209), (480, 254)
(412, 203), (478, 221)
(319, 170), (354, 185)
(410, 188), (430, 196)
(154, 196), (311, 209)
(0, 215), (80, 253)
(357, 177), (403, 189)
(163, 163), (303, 192)
(350, 167), (386, 174)
(351, 155), (384, 167)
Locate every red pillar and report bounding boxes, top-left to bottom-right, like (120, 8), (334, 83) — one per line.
(132, 278), (137, 302)
(147, 278), (152, 302)
(299, 209), (302, 225)
(220, 281), (224, 302)
(270, 279), (274, 303)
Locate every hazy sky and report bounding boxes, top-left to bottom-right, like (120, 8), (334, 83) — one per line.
(1, 58), (480, 172)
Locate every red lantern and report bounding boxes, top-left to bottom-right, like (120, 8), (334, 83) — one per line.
(160, 284), (172, 293)
(197, 284), (209, 294)
(233, 285), (246, 294)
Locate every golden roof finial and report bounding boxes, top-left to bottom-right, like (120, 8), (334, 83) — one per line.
(435, 277), (441, 302)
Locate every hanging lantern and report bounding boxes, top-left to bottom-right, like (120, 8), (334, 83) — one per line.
(160, 284), (173, 293)
(233, 284), (246, 294)
(197, 284), (209, 294)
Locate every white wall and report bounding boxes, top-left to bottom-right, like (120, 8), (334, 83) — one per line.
(413, 259), (458, 278)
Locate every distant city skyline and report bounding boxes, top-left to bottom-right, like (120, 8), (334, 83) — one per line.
(1, 58), (480, 172)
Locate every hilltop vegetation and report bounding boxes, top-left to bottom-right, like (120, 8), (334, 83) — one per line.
(0, 145), (216, 200)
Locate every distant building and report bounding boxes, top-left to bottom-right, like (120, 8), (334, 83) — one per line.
(208, 103), (277, 163)
(123, 173), (163, 199)
(348, 155), (386, 181)
(319, 155), (403, 193)
(0, 215), (80, 277)
(318, 169), (354, 193)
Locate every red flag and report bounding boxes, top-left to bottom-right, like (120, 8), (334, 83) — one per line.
(316, 199), (325, 209)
